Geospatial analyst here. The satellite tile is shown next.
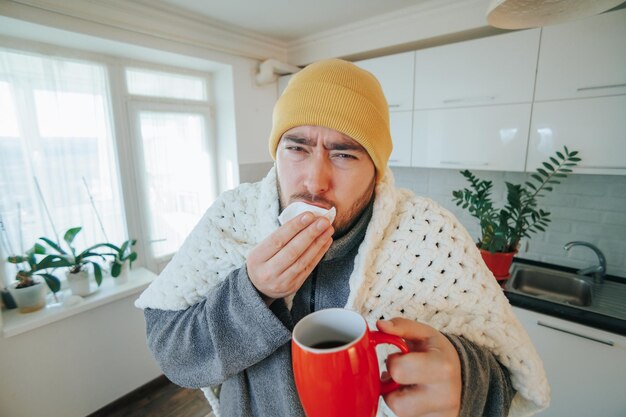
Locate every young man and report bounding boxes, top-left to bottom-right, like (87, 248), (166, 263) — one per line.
(136, 59), (549, 417)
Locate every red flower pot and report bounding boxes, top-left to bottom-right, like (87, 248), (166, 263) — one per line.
(479, 249), (517, 280)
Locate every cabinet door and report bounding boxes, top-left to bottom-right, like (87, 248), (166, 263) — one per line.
(411, 104), (530, 171)
(413, 29), (540, 109)
(527, 95), (626, 175)
(513, 307), (626, 417)
(355, 51), (415, 111)
(388, 111), (412, 167)
(535, 9), (626, 101)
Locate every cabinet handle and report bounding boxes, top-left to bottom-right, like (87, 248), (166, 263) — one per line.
(576, 83), (626, 92)
(440, 161), (489, 166)
(442, 95), (495, 104)
(388, 104), (401, 108)
(537, 321), (614, 346)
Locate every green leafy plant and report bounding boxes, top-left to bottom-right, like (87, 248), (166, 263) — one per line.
(452, 146), (581, 253)
(104, 239), (138, 278)
(38, 226), (115, 286)
(7, 243), (61, 292)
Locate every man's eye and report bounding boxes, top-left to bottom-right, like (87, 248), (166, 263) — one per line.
(333, 153), (357, 160)
(286, 146), (305, 152)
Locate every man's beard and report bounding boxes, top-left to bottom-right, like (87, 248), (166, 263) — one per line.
(277, 177), (376, 238)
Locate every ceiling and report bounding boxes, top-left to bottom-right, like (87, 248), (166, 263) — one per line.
(159, 0), (434, 42)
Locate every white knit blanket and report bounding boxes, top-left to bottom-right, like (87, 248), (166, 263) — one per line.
(136, 167), (549, 417)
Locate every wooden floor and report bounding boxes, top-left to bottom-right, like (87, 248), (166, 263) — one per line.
(87, 376), (212, 417)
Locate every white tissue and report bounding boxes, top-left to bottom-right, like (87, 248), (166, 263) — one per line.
(278, 202), (336, 225)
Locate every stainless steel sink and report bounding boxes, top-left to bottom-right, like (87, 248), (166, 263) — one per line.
(506, 263), (626, 333)
(508, 265), (593, 307)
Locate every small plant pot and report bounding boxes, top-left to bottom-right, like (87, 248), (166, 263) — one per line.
(8, 281), (47, 313)
(479, 249), (517, 280)
(66, 270), (92, 296)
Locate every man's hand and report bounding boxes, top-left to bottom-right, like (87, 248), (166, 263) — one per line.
(377, 318), (462, 417)
(247, 212), (334, 305)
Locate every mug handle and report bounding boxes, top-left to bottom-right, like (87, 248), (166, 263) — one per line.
(370, 331), (410, 395)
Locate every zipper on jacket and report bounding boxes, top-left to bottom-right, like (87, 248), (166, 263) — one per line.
(309, 268), (318, 313)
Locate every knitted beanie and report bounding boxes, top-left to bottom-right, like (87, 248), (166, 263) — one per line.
(268, 59), (392, 181)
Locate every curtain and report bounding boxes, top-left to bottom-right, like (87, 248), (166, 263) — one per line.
(0, 48), (126, 286)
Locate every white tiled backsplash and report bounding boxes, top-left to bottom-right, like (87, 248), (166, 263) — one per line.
(392, 167), (626, 278)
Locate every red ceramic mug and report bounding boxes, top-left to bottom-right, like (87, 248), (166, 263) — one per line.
(292, 308), (410, 417)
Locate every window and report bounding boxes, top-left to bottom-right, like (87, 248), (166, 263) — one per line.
(125, 68), (216, 266)
(0, 45), (218, 286)
(0, 49), (126, 272)
(126, 68), (208, 101)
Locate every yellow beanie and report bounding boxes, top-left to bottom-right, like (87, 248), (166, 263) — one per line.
(268, 59), (392, 181)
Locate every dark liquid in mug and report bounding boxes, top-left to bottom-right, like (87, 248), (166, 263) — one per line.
(311, 340), (349, 349)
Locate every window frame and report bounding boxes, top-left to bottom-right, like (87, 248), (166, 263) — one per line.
(125, 99), (216, 271)
(0, 38), (217, 284)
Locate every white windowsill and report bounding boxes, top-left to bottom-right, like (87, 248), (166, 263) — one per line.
(2, 267), (157, 338)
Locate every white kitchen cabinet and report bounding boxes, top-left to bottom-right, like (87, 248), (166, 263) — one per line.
(354, 53), (416, 167)
(413, 29), (540, 110)
(411, 103), (530, 171)
(513, 307), (626, 417)
(527, 95), (626, 175)
(355, 51), (415, 111)
(534, 9), (626, 101)
(388, 111), (412, 166)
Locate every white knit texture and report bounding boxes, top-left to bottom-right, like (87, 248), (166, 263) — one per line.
(136, 167), (549, 417)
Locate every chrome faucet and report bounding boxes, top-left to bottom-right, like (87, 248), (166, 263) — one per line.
(563, 241), (607, 284)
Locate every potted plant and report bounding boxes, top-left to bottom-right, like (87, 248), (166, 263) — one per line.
(6, 243), (61, 313)
(39, 227), (115, 296)
(105, 239), (137, 284)
(452, 146), (581, 279)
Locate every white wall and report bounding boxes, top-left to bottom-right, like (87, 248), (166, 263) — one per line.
(0, 294), (161, 417)
(229, 62), (276, 166)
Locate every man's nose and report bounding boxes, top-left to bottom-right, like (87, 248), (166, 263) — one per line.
(304, 154), (331, 195)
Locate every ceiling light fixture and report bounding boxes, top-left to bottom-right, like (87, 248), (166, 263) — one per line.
(487, 0), (625, 29)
